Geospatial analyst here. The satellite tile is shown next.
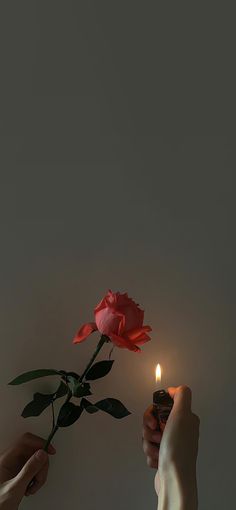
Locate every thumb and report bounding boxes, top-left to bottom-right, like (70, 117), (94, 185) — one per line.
(168, 385), (192, 413)
(13, 450), (48, 491)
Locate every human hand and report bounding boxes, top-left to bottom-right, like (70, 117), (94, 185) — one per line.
(0, 449), (50, 509)
(0, 432), (56, 509)
(143, 386), (200, 509)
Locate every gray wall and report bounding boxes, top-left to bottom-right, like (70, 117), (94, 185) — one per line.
(0, 3), (235, 510)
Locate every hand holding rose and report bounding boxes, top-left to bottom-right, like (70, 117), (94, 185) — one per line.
(0, 433), (56, 509)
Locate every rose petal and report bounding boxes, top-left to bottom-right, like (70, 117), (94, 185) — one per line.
(105, 291), (117, 307)
(125, 325), (152, 341)
(94, 296), (107, 314)
(117, 311), (126, 336)
(72, 322), (97, 344)
(120, 304), (144, 331)
(135, 334), (151, 345)
(110, 333), (140, 352)
(95, 308), (121, 337)
(94, 290), (118, 313)
(116, 292), (130, 306)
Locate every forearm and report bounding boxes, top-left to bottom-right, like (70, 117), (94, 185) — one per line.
(157, 465), (198, 510)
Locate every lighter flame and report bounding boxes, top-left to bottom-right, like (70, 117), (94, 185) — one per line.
(155, 363), (162, 383)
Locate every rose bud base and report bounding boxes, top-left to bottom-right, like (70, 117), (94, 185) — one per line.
(153, 389), (173, 431)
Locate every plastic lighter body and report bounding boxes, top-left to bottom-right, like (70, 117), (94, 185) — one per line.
(153, 389), (174, 431)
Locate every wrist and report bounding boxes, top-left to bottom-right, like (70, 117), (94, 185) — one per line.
(157, 462), (198, 510)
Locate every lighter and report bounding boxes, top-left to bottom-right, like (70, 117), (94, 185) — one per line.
(153, 389), (173, 432)
(153, 364), (173, 431)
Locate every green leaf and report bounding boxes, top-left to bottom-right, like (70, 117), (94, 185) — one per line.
(82, 398), (131, 419)
(8, 369), (61, 385)
(22, 394), (53, 418)
(57, 402), (83, 427)
(74, 383), (91, 398)
(85, 360), (114, 381)
(60, 371), (80, 383)
(96, 398), (131, 418)
(81, 398), (98, 414)
(95, 398), (130, 419)
(21, 382), (68, 418)
(54, 381), (68, 399)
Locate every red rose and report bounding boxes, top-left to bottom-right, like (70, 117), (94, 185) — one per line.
(73, 290), (152, 352)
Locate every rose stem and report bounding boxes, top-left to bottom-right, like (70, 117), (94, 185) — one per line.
(43, 334), (109, 452)
(51, 401), (55, 429)
(79, 334), (109, 382)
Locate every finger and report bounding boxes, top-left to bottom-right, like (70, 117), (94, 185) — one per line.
(20, 433), (56, 455)
(25, 462), (49, 496)
(142, 426), (161, 445)
(143, 406), (158, 430)
(168, 385), (192, 412)
(167, 386), (178, 399)
(14, 450), (48, 488)
(192, 413), (200, 430)
(147, 455), (158, 469)
(143, 439), (159, 460)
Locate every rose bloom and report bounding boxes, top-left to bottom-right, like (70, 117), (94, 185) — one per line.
(73, 290), (152, 352)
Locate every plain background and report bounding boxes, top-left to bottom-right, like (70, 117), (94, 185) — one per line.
(0, 2), (235, 509)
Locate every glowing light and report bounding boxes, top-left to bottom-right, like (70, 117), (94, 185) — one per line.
(155, 363), (162, 383)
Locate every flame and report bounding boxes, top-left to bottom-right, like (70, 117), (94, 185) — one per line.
(155, 363), (162, 383)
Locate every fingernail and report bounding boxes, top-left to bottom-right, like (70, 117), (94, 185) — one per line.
(35, 449), (47, 461)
